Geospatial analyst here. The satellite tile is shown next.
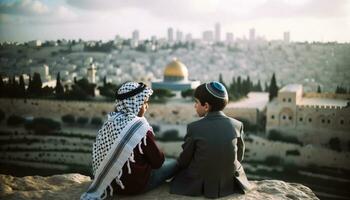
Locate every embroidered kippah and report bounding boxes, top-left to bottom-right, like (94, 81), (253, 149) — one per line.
(205, 81), (228, 99)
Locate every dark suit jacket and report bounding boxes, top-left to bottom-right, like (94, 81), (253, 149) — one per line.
(170, 111), (252, 198)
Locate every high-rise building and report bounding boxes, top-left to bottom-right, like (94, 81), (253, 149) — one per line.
(176, 30), (183, 42)
(132, 30), (139, 41)
(249, 28), (255, 41)
(226, 32), (234, 43)
(167, 28), (174, 42)
(203, 31), (214, 42)
(215, 23), (221, 42)
(185, 33), (193, 42)
(151, 35), (157, 43)
(284, 31), (290, 43)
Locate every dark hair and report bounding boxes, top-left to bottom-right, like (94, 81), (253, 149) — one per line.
(194, 84), (228, 111)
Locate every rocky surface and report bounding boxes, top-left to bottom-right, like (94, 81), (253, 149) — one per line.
(0, 173), (319, 200)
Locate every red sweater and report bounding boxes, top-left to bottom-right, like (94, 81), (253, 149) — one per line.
(112, 130), (164, 194)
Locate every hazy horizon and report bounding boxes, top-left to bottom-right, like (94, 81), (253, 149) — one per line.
(0, 0), (349, 43)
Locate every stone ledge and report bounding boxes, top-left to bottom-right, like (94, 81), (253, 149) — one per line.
(0, 173), (319, 200)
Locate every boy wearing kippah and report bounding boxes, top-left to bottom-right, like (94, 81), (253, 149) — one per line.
(170, 81), (252, 198)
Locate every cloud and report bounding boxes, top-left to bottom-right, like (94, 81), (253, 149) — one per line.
(0, 0), (49, 16)
(253, 0), (349, 19)
(66, 0), (349, 21)
(0, 0), (79, 25)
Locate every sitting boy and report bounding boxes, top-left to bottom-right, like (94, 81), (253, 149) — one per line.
(170, 81), (252, 198)
(81, 82), (177, 200)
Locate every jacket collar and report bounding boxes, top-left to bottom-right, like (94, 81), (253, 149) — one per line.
(205, 111), (226, 119)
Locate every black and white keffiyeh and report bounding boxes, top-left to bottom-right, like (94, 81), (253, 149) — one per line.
(81, 82), (153, 200)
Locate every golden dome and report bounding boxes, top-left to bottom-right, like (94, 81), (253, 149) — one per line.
(164, 59), (188, 78)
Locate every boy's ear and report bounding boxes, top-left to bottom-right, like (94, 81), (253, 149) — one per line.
(204, 102), (210, 112)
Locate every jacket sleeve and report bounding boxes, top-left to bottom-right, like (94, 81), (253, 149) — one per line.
(177, 125), (195, 169)
(237, 123), (245, 162)
(143, 130), (165, 169)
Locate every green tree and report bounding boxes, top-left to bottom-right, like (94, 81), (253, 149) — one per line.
(62, 114), (75, 124)
(55, 72), (64, 98)
(0, 75), (4, 97)
(64, 77), (96, 100)
(237, 76), (242, 95)
(0, 109), (5, 122)
(329, 137), (341, 152)
(269, 73), (278, 101)
(98, 80), (119, 99)
(255, 80), (262, 92)
(91, 117), (103, 127)
(77, 116), (89, 125)
(7, 115), (25, 126)
(25, 117), (61, 134)
(317, 85), (321, 93)
(19, 75), (26, 98)
(181, 89), (194, 98)
(335, 86), (347, 94)
(31, 73), (43, 97)
(264, 81), (269, 92)
(218, 73), (227, 89)
(150, 88), (175, 102)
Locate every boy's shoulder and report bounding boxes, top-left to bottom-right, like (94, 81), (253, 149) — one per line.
(188, 115), (243, 129)
(228, 117), (243, 129)
(187, 117), (206, 129)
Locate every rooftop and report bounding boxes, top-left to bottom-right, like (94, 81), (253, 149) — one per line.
(279, 84), (302, 93)
(299, 98), (349, 107)
(227, 92), (269, 111)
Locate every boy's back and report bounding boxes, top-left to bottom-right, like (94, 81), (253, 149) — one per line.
(170, 82), (251, 198)
(170, 111), (250, 198)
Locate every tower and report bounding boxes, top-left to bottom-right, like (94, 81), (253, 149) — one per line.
(87, 63), (97, 83)
(132, 30), (139, 41)
(215, 22), (221, 42)
(167, 27), (174, 42)
(284, 31), (290, 43)
(249, 28), (255, 41)
(226, 32), (234, 43)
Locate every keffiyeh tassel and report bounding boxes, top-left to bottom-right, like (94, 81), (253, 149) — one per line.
(138, 142), (143, 154)
(129, 151), (135, 163)
(127, 160), (132, 174)
(116, 170), (125, 189)
(143, 135), (147, 146)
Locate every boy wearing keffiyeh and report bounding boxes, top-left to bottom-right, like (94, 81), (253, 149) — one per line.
(81, 82), (177, 200)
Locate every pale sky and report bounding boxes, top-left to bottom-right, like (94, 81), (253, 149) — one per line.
(0, 0), (349, 42)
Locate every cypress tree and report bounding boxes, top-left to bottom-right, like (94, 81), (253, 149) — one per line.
(269, 73), (278, 101)
(27, 75), (32, 96)
(31, 73), (42, 96)
(246, 76), (252, 94)
(237, 76), (242, 95)
(317, 85), (321, 93)
(19, 75), (26, 98)
(264, 81), (269, 92)
(0, 75), (4, 97)
(229, 77), (237, 98)
(219, 73), (227, 89)
(256, 80), (262, 92)
(11, 76), (18, 97)
(55, 72), (64, 97)
(103, 76), (107, 87)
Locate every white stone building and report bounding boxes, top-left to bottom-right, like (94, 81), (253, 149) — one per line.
(30, 64), (51, 81)
(266, 84), (350, 146)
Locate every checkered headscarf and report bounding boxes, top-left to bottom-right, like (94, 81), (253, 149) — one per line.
(91, 82), (153, 175)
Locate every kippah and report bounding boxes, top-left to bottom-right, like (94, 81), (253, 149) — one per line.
(205, 81), (228, 99)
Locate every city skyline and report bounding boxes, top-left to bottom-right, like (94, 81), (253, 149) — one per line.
(0, 0), (349, 43)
